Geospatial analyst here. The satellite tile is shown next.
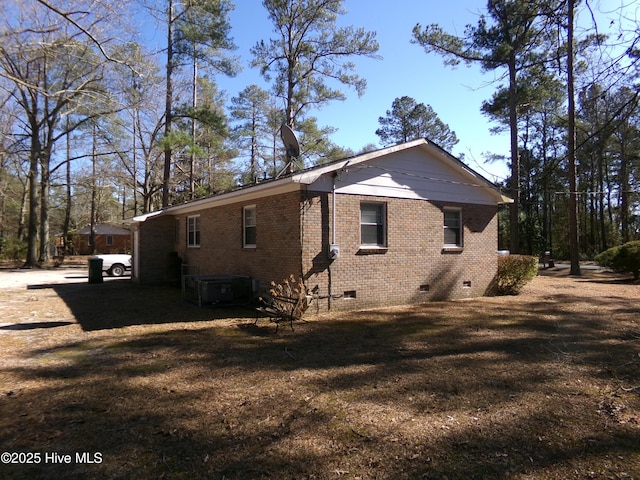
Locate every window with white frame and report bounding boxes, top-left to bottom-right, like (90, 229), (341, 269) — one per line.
(243, 205), (256, 248)
(360, 202), (386, 247)
(443, 209), (462, 247)
(187, 215), (200, 247)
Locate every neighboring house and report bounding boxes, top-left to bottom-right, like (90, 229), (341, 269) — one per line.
(72, 224), (131, 255)
(130, 139), (512, 312)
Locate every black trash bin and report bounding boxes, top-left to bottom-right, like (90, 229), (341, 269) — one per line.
(88, 257), (104, 284)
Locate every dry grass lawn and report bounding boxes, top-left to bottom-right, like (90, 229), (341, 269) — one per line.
(0, 267), (639, 479)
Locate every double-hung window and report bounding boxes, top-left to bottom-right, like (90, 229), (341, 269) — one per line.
(360, 202), (386, 247)
(243, 205), (256, 248)
(187, 215), (200, 247)
(443, 209), (462, 248)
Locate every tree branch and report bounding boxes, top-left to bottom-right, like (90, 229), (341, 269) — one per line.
(34, 0), (138, 74)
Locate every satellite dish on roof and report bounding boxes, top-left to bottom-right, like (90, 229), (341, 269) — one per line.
(280, 124), (300, 158)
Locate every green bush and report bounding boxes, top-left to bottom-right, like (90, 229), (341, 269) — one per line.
(595, 241), (640, 280)
(497, 255), (538, 295)
(594, 245), (621, 269)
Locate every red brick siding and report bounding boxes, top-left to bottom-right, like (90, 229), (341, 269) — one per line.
(72, 234), (130, 255)
(170, 191), (303, 290)
(136, 216), (176, 284)
(302, 191), (498, 311)
(138, 189), (499, 312)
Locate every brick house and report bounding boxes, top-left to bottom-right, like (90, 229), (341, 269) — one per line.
(130, 139), (511, 312)
(72, 223), (131, 255)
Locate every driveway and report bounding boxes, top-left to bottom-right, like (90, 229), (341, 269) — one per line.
(0, 266), (126, 290)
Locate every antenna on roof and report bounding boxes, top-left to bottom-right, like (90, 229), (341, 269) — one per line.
(277, 124), (301, 177)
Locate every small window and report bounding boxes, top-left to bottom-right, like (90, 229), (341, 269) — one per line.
(106, 235), (114, 247)
(444, 209), (462, 247)
(187, 215), (200, 247)
(360, 203), (386, 247)
(243, 205), (256, 248)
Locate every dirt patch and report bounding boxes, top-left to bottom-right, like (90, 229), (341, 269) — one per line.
(1, 268), (639, 479)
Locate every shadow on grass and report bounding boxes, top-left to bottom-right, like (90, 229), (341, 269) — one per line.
(35, 280), (257, 331)
(1, 274), (639, 479)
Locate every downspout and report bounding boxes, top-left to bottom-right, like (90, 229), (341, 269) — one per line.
(328, 174), (337, 310)
(332, 173), (337, 246)
(327, 171), (344, 310)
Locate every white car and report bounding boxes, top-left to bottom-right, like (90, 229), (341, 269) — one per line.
(95, 254), (131, 277)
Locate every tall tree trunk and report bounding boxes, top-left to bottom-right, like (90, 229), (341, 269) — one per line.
(63, 122), (72, 254)
(38, 149), (50, 263)
(0, 154), (4, 239)
(588, 165), (596, 252)
(597, 147), (607, 251)
(272, 130), (277, 178)
(190, 51), (197, 199)
(90, 123), (97, 255)
(132, 84), (139, 216)
(162, 0), (174, 208)
(508, 54), (520, 254)
(284, 28), (296, 175)
(251, 113), (258, 183)
(38, 56), (51, 264)
(541, 113), (551, 252)
(17, 181), (28, 242)
(605, 163), (614, 226)
(619, 136), (629, 243)
(26, 115), (40, 267)
(567, 0), (581, 275)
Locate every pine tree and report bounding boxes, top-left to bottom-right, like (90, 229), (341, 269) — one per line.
(375, 96), (459, 150)
(251, 0), (379, 171)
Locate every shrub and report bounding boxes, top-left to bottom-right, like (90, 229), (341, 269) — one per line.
(497, 254), (538, 295)
(595, 241), (640, 280)
(594, 245), (621, 269)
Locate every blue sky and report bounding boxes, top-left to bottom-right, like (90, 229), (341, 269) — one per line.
(150, 0), (632, 183)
